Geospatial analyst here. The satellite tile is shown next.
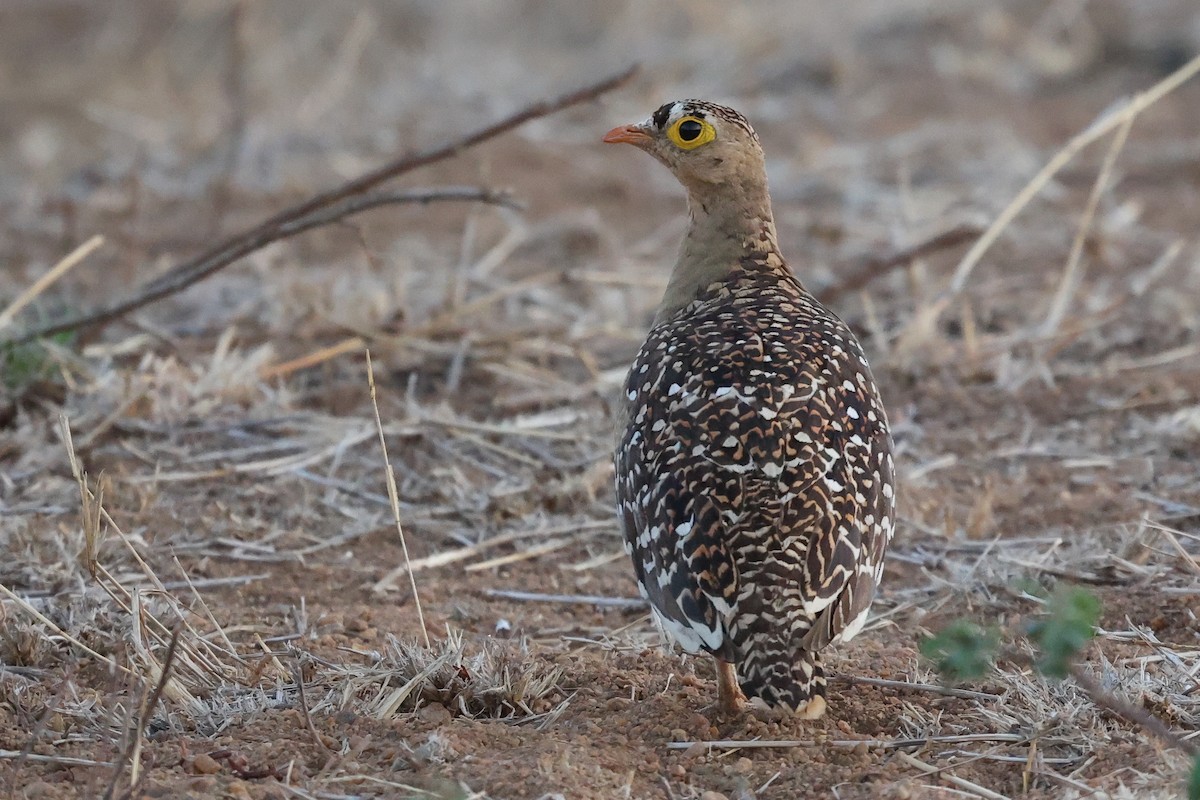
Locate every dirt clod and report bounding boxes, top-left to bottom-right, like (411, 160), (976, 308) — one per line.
(190, 754), (222, 776)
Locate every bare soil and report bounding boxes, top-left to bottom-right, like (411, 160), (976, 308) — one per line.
(2, 2), (1199, 799)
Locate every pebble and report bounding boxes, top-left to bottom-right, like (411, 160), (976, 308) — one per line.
(225, 781), (253, 800)
(418, 702), (452, 725)
(700, 792), (728, 800)
(21, 781), (55, 799)
(190, 753), (221, 775)
(668, 764), (687, 779)
(733, 756), (753, 774)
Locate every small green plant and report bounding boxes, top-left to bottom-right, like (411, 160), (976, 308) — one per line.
(922, 584), (1199, 798)
(921, 584), (1101, 683)
(919, 619), (998, 682)
(1, 331), (75, 393)
(1025, 585), (1100, 679)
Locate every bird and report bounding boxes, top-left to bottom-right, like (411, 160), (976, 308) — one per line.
(604, 100), (896, 719)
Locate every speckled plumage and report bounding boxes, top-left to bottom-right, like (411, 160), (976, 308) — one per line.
(606, 101), (896, 717)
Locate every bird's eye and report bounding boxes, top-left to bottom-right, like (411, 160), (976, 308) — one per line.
(678, 120), (703, 141)
(667, 116), (715, 150)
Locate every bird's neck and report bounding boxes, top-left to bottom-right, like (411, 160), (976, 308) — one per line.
(655, 184), (782, 322)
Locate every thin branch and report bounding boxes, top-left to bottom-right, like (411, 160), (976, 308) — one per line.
(3, 66), (637, 346)
(819, 223), (981, 304)
(666, 732), (1034, 751)
(1067, 662), (1198, 757)
(481, 589), (648, 609)
(831, 673), (999, 701)
(125, 625), (184, 797)
(13, 188), (511, 349)
(290, 652), (332, 752)
(996, 646), (1199, 758)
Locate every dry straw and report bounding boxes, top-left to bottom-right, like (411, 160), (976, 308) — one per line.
(365, 349), (430, 648)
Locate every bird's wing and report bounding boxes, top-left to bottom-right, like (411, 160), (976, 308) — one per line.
(618, 288), (894, 656)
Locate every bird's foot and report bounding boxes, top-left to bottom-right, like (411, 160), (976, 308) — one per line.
(745, 694), (827, 722)
(793, 694), (827, 720)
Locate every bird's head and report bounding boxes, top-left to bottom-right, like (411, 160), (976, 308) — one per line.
(603, 100), (766, 196)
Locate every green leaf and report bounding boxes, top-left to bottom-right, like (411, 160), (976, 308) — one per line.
(1026, 586), (1101, 679)
(1188, 754), (1200, 800)
(920, 620), (999, 682)
(1012, 576), (1049, 599)
(1, 331), (75, 392)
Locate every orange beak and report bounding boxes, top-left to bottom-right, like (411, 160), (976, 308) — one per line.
(602, 124), (652, 146)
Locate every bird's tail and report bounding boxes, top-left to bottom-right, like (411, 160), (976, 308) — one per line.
(738, 645), (827, 718)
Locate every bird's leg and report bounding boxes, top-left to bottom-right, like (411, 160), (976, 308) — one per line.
(715, 657), (747, 716)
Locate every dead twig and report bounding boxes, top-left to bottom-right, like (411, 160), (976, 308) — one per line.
(481, 588), (647, 609)
(819, 223), (981, 304)
(104, 626), (183, 800)
(290, 652), (332, 752)
(1067, 662), (1199, 757)
(831, 674), (999, 701)
(3, 66), (638, 346)
(666, 732), (1034, 751)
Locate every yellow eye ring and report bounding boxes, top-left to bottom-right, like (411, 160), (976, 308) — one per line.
(667, 116), (716, 150)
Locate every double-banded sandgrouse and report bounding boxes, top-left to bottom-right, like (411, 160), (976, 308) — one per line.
(604, 101), (896, 719)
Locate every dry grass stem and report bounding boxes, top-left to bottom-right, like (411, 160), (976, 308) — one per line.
(0, 234), (105, 330)
(895, 751), (1014, 800)
(1038, 112), (1134, 337)
(366, 350), (429, 648)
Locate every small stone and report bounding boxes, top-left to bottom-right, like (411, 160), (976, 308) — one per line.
(670, 728), (688, 741)
(683, 741), (706, 760)
(700, 792), (728, 800)
(418, 702), (452, 725)
(21, 781), (55, 799)
(190, 753), (221, 775)
(668, 764), (687, 779)
(225, 781), (253, 800)
(734, 756), (753, 773)
(344, 615), (369, 633)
